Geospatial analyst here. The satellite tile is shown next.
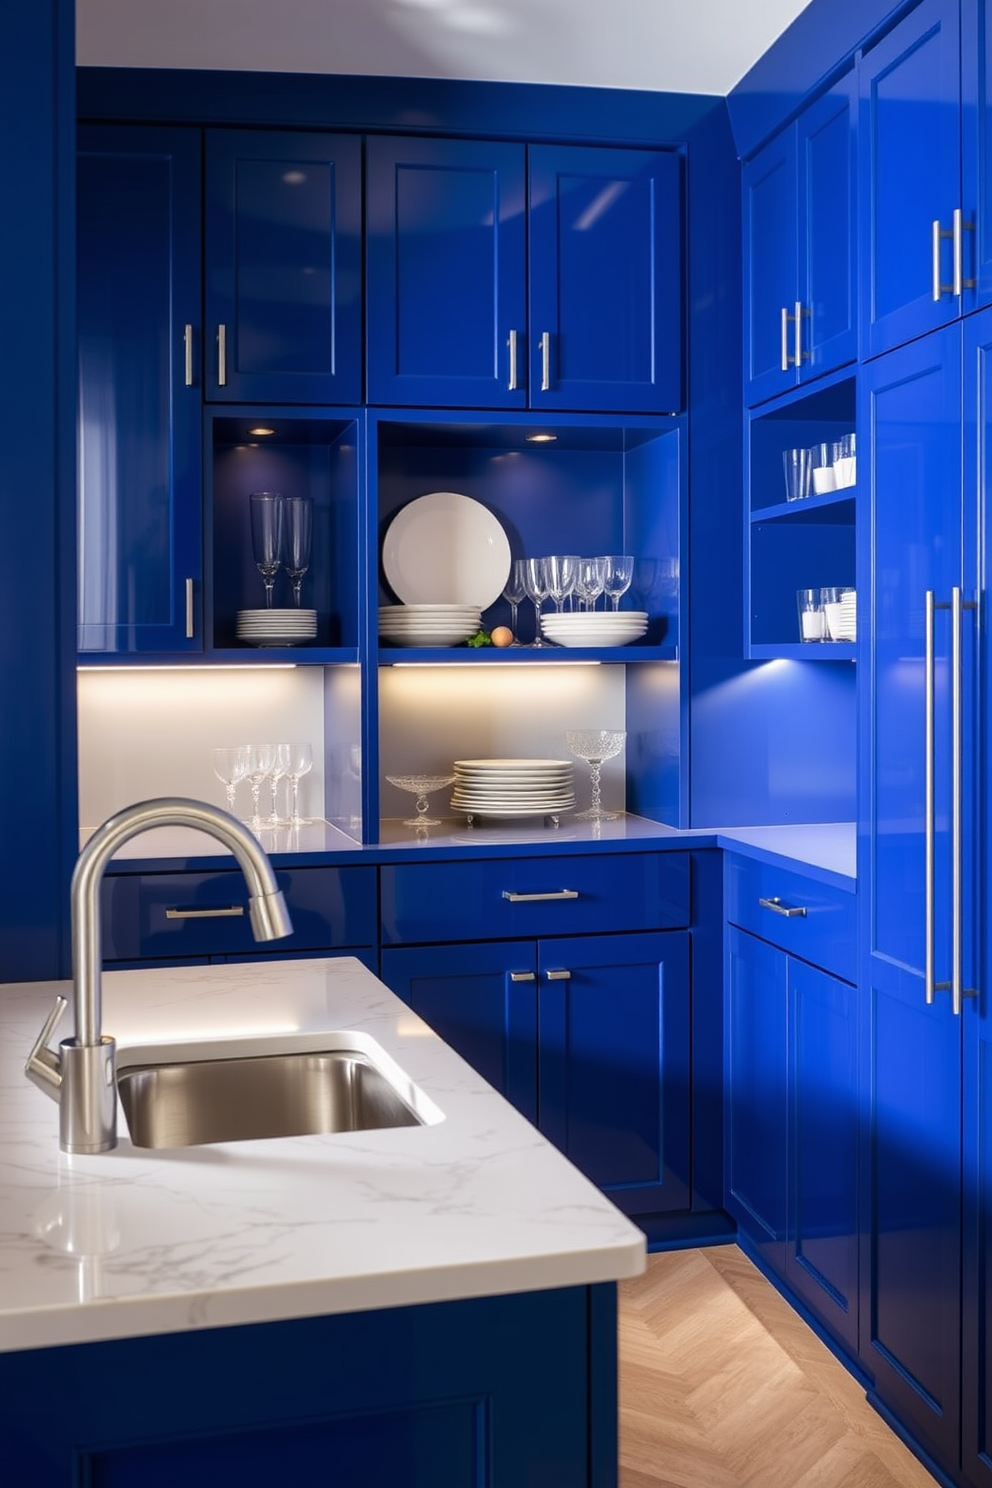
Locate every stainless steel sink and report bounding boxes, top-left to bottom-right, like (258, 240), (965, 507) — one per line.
(118, 1047), (425, 1150)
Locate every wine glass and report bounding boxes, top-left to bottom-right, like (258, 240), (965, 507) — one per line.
(501, 559), (527, 644)
(574, 556), (607, 612)
(249, 492), (284, 609)
(386, 774), (456, 827)
(565, 729), (626, 821)
(522, 556), (549, 647)
(244, 742), (276, 826)
(544, 554), (578, 614)
(212, 745), (249, 814)
(602, 555), (634, 611)
(285, 742), (314, 825)
(267, 742), (292, 823)
(283, 496), (312, 608)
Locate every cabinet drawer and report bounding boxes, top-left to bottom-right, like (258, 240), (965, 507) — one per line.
(725, 855), (856, 983)
(101, 866), (376, 962)
(380, 853), (689, 945)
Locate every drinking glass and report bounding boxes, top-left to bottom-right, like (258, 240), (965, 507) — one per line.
(285, 742), (314, 825)
(501, 559), (527, 644)
(565, 729), (626, 821)
(267, 742), (292, 823)
(212, 745), (249, 813)
(602, 555), (634, 611)
(244, 742), (276, 826)
(782, 447), (812, 502)
(522, 557), (549, 647)
(249, 492), (284, 609)
(544, 554), (579, 614)
(832, 432), (857, 489)
(809, 444), (836, 495)
(574, 556), (607, 612)
(283, 496), (312, 608)
(797, 588), (824, 642)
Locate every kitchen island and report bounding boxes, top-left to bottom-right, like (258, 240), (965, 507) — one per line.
(0, 956), (645, 1486)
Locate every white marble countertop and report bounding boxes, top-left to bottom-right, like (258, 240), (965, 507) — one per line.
(0, 958), (645, 1354)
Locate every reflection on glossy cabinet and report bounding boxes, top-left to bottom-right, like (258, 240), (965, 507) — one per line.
(77, 125), (203, 654)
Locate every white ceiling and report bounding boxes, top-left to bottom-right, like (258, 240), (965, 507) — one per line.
(75, 0), (814, 97)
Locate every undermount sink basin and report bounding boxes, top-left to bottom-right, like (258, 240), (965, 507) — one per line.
(117, 1043), (431, 1150)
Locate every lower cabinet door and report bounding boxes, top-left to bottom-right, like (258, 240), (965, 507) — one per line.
(379, 941), (539, 1124)
(537, 930), (690, 1215)
(787, 959), (859, 1354)
(726, 927), (789, 1274)
(964, 987), (992, 1487)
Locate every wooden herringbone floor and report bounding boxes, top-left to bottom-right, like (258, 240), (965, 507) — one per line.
(618, 1247), (937, 1488)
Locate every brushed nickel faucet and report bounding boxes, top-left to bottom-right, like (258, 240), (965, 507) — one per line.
(25, 798), (293, 1154)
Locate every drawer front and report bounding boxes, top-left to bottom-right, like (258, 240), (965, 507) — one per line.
(725, 855), (856, 983)
(380, 853), (689, 946)
(102, 866), (376, 962)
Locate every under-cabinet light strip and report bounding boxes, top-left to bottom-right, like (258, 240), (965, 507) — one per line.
(76, 664), (300, 672)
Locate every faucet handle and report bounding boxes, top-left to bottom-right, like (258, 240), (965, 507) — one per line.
(25, 995), (68, 1098)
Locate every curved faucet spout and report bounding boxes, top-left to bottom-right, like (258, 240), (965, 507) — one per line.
(27, 797), (294, 1154)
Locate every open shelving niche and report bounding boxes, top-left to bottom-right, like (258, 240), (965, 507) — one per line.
(746, 371), (857, 660)
(368, 409), (689, 836)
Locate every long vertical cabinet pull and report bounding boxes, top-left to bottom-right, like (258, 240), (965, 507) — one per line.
(925, 587), (978, 1012)
(507, 329), (519, 391)
(217, 324), (227, 387)
(953, 208), (976, 300)
(793, 299), (804, 370)
(540, 331), (551, 391)
(183, 324), (194, 387)
(780, 307), (790, 372)
(185, 578), (195, 640)
(932, 213), (974, 302)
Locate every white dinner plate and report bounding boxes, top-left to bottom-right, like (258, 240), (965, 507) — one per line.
(382, 493), (511, 608)
(449, 802), (576, 818)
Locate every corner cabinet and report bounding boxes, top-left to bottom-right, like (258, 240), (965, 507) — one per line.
(724, 855), (859, 1358)
(77, 125), (203, 654)
(743, 69), (857, 407)
(366, 136), (682, 414)
(378, 853), (692, 1219)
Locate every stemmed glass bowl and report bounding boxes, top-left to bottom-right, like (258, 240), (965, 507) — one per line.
(565, 729), (626, 821)
(386, 774), (456, 827)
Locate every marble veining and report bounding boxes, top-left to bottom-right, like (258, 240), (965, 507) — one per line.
(0, 957), (645, 1353)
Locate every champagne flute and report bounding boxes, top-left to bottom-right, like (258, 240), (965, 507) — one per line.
(283, 496), (312, 609)
(285, 742), (314, 825)
(565, 729), (626, 821)
(501, 559), (527, 644)
(603, 554), (634, 611)
(212, 745), (249, 814)
(249, 492), (284, 609)
(522, 556), (549, 647)
(244, 742), (276, 826)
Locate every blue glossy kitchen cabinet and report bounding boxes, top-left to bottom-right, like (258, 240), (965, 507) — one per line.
(743, 70), (856, 406)
(381, 929), (690, 1218)
(77, 126), (203, 653)
(366, 137), (681, 413)
(859, 313), (984, 1477)
(963, 0), (992, 311)
(204, 130), (362, 405)
(860, 0), (968, 358)
(725, 858), (859, 1356)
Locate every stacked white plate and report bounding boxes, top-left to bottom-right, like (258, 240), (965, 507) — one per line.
(450, 758), (576, 819)
(824, 591), (857, 642)
(379, 604), (481, 647)
(540, 610), (649, 648)
(236, 608), (317, 646)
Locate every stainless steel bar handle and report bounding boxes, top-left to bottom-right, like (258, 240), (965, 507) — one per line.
(952, 585), (964, 1013)
(183, 324), (194, 386)
(509, 971), (536, 982)
(217, 323), (227, 386)
(925, 588), (937, 1003)
(502, 889), (579, 902)
(933, 219), (943, 302)
(540, 331), (551, 391)
(185, 577), (195, 639)
(781, 307), (790, 372)
(758, 897), (807, 918)
(794, 300), (803, 369)
(166, 905), (245, 920)
(545, 969), (571, 981)
(953, 207), (977, 298)
(508, 329), (519, 391)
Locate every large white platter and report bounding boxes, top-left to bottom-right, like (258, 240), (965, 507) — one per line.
(382, 492), (511, 608)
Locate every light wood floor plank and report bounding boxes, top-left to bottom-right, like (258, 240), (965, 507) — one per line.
(617, 1246), (938, 1488)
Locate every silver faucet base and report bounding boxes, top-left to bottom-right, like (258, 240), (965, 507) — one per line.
(59, 1039), (118, 1153)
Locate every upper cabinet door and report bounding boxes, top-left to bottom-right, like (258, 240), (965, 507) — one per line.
(860, 0), (963, 359)
(801, 71), (858, 382)
(77, 125), (202, 654)
(961, 0), (992, 309)
(205, 130), (362, 404)
(528, 144), (682, 414)
(744, 127), (800, 405)
(366, 136), (527, 409)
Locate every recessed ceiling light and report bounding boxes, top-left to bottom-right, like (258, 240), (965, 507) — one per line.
(247, 426), (276, 437)
(526, 433), (557, 443)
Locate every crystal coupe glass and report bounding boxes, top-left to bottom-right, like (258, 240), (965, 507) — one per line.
(386, 774), (456, 827)
(565, 729), (626, 821)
